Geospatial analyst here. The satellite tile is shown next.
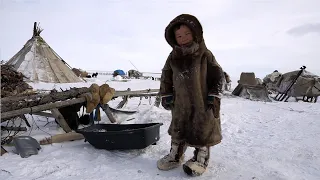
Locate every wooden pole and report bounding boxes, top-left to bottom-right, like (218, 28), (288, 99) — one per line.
(1, 88), (158, 104)
(100, 104), (117, 123)
(1, 126), (27, 131)
(1, 87), (90, 112)
(1, 89), (159, 121)
(39, 132), (84, 145)
(1, 146), (7, 156)
(1, 97), (86, 121)
(33, 22), (37, 37)
(50, 108), (72, 133)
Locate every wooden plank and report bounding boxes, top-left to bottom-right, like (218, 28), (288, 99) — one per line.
(19, 114), (31, 127)
(100, 104), (117, 123)
(1, 126), (27, 131)
(1, 89), (159, 121)
(1, 97), (86, 121)
(32, 111), (55, 118)
(1, 87), (90, 112)
(0, 87), (89, 104)
(1, 88), (158, 104)
(1, 146), (7, 156)
(39, 132), (84, 145)
(50, 108), (72, 133)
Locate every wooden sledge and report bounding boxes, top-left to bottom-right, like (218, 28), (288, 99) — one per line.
(1, 87), (159, 133)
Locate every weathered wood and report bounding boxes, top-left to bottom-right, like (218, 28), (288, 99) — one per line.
(1, 126), (27, 131)
(1, 88), (158, 104)
(32, 111), (55, 118)
(50, 108), (72, 133)
(1, 97), (86, 121)
(154, 94), (161, 107)
(1, 146), (7, 156)
(1, 87), (90, 113)
(115, 88), (159, 96)
(109, 106), (137, 114)
(116, 88), (131, 109)
(100, 104), (117, 123)
(1, 88), (158, 113)
(19, 115), (31, 127)
(126, 92), (159, 98)
(39, 132), (84, 145)
(1, 89), (159, 121)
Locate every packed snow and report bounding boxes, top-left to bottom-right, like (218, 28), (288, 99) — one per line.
(1, 75), (320, 180)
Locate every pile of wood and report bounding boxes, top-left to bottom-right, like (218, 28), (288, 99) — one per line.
(1, 65), (33, 98)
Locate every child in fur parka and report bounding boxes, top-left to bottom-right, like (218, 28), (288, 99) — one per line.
(157, 14), (224, 176)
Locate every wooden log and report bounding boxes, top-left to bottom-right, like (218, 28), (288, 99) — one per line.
(1, 87), (90, 113)
(115, 88), (159, 96)
(1, 88), (158, 104)
(19, 115), (31, 127)
(39, 132), (84, 145)
(109, 106), (137, 114)
(50, 108), (72, 133)
(154, 95), (161, 107)
(126, 92), (159, 98)
(1, 89), (159, 121)
(116, 88), (131, 109)
(1, 88), (158, 113)
(1, 126), (27, 131)
(1, 97), (86, 121)
(100, 104), (117, 123)
(1, 146), (7, 156)
(32, 111), (55, 118)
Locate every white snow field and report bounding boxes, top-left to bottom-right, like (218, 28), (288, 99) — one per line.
(1, 75), (320, 180)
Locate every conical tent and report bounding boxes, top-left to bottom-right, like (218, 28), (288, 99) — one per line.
(5, 22), (83, 83)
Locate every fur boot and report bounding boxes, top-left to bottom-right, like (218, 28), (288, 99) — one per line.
(157, 141), (187, 170)
(183, 146), (210, 176)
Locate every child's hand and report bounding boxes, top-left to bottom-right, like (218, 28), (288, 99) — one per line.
(161, 95), (174, 110)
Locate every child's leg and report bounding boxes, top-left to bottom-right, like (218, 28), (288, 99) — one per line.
(183, 146), (210, 176)
(157, 139), (187, 171)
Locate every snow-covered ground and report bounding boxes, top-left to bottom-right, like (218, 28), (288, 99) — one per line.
(1, 75), (320, 180)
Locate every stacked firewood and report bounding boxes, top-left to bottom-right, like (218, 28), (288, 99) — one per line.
(1, 65), (33, 98)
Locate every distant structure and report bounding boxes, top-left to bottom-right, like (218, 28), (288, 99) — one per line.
(5, 22), (83, 83)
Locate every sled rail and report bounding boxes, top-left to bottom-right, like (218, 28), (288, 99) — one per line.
(1, 88), (159, 121)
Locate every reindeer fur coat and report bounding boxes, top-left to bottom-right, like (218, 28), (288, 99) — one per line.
(160, 14), (224, 147)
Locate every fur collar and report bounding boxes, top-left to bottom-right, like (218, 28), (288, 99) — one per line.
(172, 41), (200, 58)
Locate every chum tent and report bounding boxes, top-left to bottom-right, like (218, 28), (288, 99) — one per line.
(5, 22), (83, 83)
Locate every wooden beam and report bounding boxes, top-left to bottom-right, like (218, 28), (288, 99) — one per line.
(50, 108), (72, 133)
(19, 114), (31, 127)
(1, 97), (86, 121)
(1, 87), (90, 112)
(100, 104), (117, 123)
(39, 132), (84, 145)
(1, 146), (7, 156)
(1, 89), (159, 121)
(1, 126), (27, 131)
(32, 111), (55, 118)
(1, 88), (158, 104)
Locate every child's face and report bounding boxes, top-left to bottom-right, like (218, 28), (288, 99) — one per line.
(174, 25), (193, 47)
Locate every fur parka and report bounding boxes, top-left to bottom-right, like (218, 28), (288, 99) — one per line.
(160, 14), (224, 147)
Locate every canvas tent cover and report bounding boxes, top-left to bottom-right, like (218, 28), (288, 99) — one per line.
(5, 23), (83, 83)
(128, 69), (143, 78)
(232, 72), (271, 102)
(274, 70), (320, 97)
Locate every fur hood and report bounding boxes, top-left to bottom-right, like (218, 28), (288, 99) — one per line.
(165, 14), (204, 48)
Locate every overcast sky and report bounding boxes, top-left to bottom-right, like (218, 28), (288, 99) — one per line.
(0, 0), (319, 78)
